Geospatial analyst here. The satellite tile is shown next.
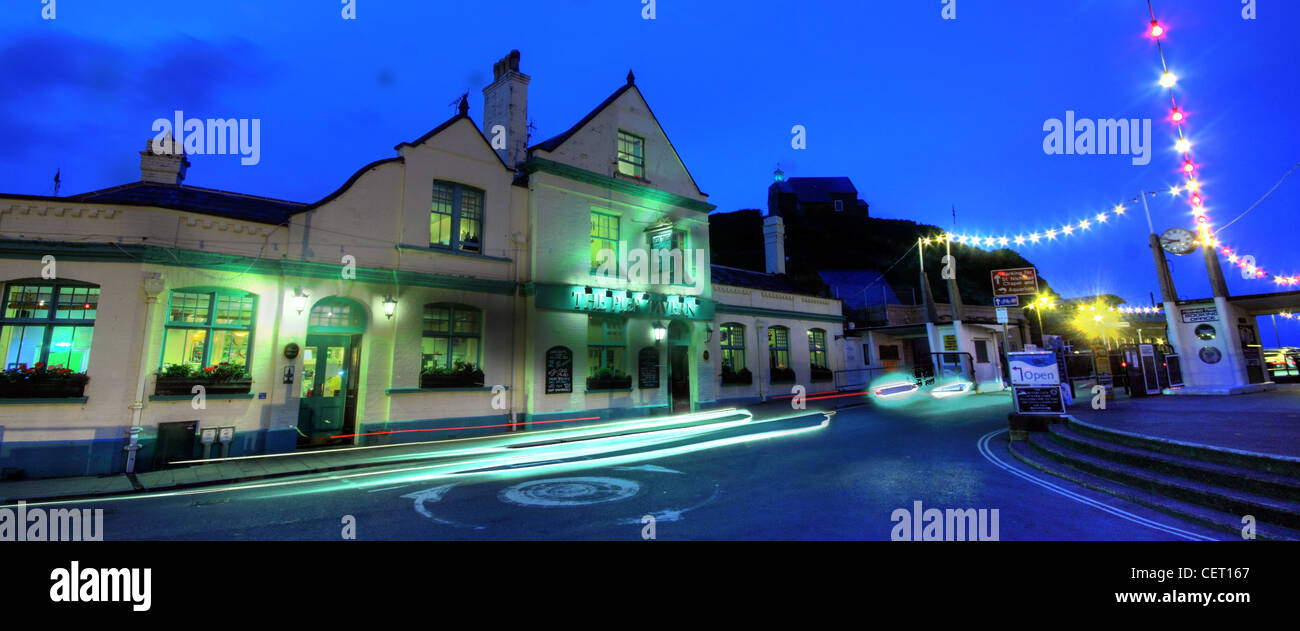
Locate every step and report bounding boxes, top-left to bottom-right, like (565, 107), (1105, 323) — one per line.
(1047, 424), (1300, 502)
(1008, 440), (1300, 541)
(1066, 416), (1300, 479)
(1026, 432), (1300, 530)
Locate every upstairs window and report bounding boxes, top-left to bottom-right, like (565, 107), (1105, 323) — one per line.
(590, 211), (620, 274)
(431, 181), (485, 253)
(0, 281), (99, 372)
(616, 131), (645, 179)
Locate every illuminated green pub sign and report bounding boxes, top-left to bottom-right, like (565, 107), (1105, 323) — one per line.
(533, 284), (715, 321)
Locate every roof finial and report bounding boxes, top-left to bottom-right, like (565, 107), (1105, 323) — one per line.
(458, 93), (469, 116)
(626, 69), (635, 85)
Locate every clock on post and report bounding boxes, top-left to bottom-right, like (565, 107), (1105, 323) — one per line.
(1159, 227), (1198, 256)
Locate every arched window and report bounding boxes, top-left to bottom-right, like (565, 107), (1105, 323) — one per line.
(768, 325), (793, 383)
(422, 303), (481, 371)
(809, 328), (832, 382)
(162, 287), (257, 369)
(719, 323), (746, 374)
(307, 297), (367, 333)
(0, 280), (99, 372)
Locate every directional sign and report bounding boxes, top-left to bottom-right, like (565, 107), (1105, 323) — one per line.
(996, 308), (1009, 324)
(991, 267), (1039, 297)
(994, 295), (1020, 307)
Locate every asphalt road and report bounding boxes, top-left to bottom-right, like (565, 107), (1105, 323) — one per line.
(31, 393), (1228, 541)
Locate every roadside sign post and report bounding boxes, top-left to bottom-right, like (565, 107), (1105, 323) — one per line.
(1007, 351), (1065, 440)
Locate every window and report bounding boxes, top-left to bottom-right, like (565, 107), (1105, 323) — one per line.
(0, 281), (98, 372)
(431, 180), (485, 253)
(974, 340), (990, 364)
(878, 345), (901, 361)
(590, 211), (620, 274)
(587, 315), (625, 374)
(808, 329), (828, 369)
(161, 288), (256, 370)
(768, 326), (790, 371)
(834, 200), (844, 212)
(719, 323), (746, 373)
(616, 131), (645, 178)
(422, 304), (481, 370)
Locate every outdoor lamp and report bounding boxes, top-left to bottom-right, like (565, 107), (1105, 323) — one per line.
(382, 295), (398, 320)
(652, 321), (667, 342)
(293, 287), (309, 314)
(704, 325), (714, 343)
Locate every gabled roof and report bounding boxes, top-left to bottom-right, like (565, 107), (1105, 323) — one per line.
(772, 177), (858, 204)
(394, 96), (513, 172)
(528, 76), (708, 198)
(67, 182), (308, 225)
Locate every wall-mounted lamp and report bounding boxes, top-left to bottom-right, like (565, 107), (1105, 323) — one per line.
(652, 320), (667, 343)
(382, 295), (398, 320)
(704, 325), (714, 343)
(293, 287), (310, 314)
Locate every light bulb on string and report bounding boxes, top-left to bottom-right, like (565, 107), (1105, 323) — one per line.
(1175, 138), (1191, 154)
(1171, 107), (1184, 122)
(1159, 71), (1177, 88)
(1149, 20), (1164, 38)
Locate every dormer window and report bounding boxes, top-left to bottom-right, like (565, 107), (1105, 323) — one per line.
(616, 131), (645, 179)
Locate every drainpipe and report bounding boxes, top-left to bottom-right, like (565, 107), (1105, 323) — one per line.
(126, 273), (166, 473)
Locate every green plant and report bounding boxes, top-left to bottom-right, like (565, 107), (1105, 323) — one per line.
(158, 362), (249, 382)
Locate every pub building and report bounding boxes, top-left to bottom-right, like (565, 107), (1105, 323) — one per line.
(0, 51), (843, 478)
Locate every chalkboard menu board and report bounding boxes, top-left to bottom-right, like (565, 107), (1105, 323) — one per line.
(545, 346), (572, 394)
(638, 347), (660, 389)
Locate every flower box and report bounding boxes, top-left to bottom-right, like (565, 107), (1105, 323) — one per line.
(720, 369), (753, 385)
(770, 367), (796, 384)
(420, 372), (485, 389)
(586, 375), (632, 391)
(155, 377), (252, 396)
(0, 374), (89, 399)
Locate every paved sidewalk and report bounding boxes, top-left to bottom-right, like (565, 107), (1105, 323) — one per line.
(0, 395), (866, 504)
(1066, 383), (1300, 459)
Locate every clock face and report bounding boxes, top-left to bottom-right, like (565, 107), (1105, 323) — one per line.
(1159, 227), (1198, 255)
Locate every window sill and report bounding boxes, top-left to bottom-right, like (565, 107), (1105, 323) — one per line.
(0, 397), (88, 405)
(386, 386), (505, 394)
(397, 243), (511, 263)
(149, 393), (255, 401)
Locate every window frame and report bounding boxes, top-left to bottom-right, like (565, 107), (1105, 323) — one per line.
(808, 328), (829, 369)
(616, 130), (646, 179)
(431, 180), (486, 253)
(0, 280), (99, 372)
(421, 302), (483, 371)
(719, 323), (746, 373)
(586, 315), (627, 374)
(160, 287), (257, 370)
(590, 210), (621, 274)
(768, 325), (791, 371)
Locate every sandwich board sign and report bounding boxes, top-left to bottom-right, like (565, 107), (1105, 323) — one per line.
(1009, 351), (1064, 415)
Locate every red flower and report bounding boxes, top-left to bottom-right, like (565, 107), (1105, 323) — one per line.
(204, 366), (215, 373)
(34, 362), (45, 369)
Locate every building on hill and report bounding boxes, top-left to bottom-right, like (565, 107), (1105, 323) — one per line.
(767, 170), (869, 221)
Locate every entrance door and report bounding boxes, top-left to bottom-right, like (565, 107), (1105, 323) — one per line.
(297, 334), (360, 446)
(669, 345), (690, 413)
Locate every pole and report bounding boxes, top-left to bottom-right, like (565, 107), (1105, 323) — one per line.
(1273, 314), (1282, 348)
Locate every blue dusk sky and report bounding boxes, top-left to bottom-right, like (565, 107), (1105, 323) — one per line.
(2, 0), (1298, 343)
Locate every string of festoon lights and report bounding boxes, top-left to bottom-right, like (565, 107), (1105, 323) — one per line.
(920, 191), (1153, 250)
(1145, 2), (1299, 287)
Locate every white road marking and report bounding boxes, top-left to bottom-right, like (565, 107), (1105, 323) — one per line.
(499, 477), (640, 507)
(614, 464), (685, 475)
(401, 484), (485, 530)
(977, 429), (1218, 541)
(366, 484), (411, 493)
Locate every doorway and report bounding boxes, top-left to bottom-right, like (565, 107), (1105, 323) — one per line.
(667, 321), (691, 413)
(297, 297), (367, 448)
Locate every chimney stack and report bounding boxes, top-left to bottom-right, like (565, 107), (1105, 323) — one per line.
(482, 50), (530, 169)
(763, 215), (786, 275)
(139, 134), (189, 185)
